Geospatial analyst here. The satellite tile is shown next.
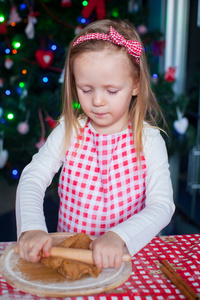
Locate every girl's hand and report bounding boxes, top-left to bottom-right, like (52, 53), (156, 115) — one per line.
(17, 230), (53, 263)
(90, 231), (126, 269)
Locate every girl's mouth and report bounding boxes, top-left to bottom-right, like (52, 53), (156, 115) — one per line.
(94, 112), (107, 117)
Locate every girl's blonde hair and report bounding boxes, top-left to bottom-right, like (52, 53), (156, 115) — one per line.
(59, 19), (164, 159)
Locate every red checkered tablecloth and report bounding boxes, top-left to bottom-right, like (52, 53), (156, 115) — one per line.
(0, 234), (200, 300)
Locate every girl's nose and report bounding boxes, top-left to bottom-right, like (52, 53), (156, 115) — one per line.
(92, 92), (106, 106)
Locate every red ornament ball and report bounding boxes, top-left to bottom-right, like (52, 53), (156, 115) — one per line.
(17, 121), (30, 134)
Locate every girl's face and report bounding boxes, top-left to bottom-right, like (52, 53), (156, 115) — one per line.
(73, 49), (138, 134)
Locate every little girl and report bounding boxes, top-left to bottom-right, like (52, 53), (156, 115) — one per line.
(16, 19), (175, 269)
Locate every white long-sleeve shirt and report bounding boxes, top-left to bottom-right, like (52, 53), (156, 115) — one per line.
(16, 118), (175, 256)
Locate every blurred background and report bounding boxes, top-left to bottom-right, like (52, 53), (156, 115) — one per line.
(0, 0), (200, 241)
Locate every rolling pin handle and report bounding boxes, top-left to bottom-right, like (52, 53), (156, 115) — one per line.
(14, 245), (131, 264)
(122, 254), (131, 262)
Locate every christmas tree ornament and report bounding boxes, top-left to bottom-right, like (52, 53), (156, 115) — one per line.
(4, 57), (13, 69)
(0, 78), (4, 87)
(61, 0), (72, 7)
(137, 24), (148, 35)
(173, 107), (189, 135)
(174, 117), (189, 135)
(0, 21), (7, 34)
(17, 111), (30, 134)
(25, 14), (37, 39)
(164, 67), (176, 82)
(81, 0), (106, 20)
(45, 113), (56, 128)
(17, 121), (30, 134)
(35, 49), (54, 69)
(7, 6), (22, 25)
(0, 132), (9, 169)
(75, 25), (82, 35)
(35, 108), (45, 150)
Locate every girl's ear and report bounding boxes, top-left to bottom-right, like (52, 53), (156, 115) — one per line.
(132, 81), (139, 96)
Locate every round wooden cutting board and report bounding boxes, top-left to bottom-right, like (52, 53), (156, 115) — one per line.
(0, 233), (132, 297)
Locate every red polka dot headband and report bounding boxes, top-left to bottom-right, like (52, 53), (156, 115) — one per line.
(73, 26), (143, 65)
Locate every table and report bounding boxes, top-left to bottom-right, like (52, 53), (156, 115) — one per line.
(0, 234), (200, 300)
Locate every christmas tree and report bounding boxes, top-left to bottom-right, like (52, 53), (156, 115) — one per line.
(0, 0), (196, 182)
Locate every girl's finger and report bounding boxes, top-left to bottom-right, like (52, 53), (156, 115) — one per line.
(28, 246), (41, 262)
(108, 255), (115, 268)
(18, 247), (25, 261)
(89, 241), (93, 250)
(102, 255), (109, 269)
(42, 238), (53, 257)
(18, 241), (31, 261)
(92, 249), (102, 269)
(114, 254), (122, 269)
(28, 239), (46, 262)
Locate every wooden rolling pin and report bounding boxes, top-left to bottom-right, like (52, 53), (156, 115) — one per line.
(15, 246), (131, 265)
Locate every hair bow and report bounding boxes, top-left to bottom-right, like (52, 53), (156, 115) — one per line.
(73, 26), (143, 65)
(108, 27), (143, 64)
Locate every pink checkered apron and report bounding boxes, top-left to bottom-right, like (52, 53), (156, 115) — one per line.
(58, 121), (146, 236)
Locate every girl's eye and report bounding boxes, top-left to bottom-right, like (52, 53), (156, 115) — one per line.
(82, 90), (91, 93)
(108, 90), (118, 95)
